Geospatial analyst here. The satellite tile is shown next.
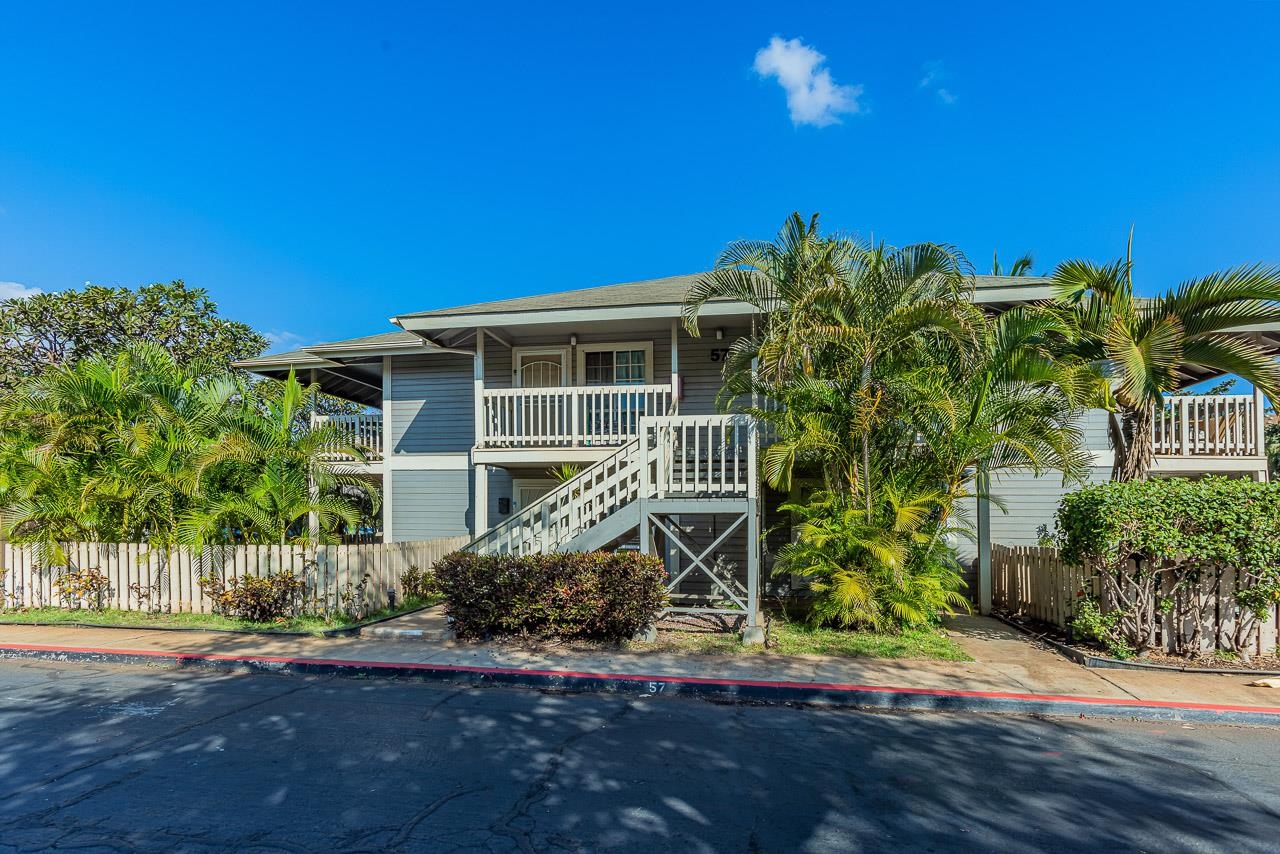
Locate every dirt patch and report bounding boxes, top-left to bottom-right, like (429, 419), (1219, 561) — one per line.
(998, 610), (1280, 671)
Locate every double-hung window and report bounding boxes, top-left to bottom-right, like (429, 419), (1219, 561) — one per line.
(583, 348), (647, 386)
(578, 343), (653, 440)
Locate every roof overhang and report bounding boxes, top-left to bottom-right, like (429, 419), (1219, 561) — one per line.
(234, 334), (475, 408)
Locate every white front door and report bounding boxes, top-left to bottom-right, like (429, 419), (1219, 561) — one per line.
(515, 348), (568, 388)
(513, 478), (557, 512)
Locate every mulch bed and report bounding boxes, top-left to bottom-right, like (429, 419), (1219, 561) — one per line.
(997, 609), (1280, 672)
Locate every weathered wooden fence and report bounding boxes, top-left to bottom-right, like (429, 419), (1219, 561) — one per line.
(992, 543), (1280, 657)
(0, 537), (469, 615)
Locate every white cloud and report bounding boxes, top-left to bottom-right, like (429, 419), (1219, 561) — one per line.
(264, 330), (310, 353)
(753, 36), (864, 127)
(919, 60), (957, 105)
(0, 281), (42, 301)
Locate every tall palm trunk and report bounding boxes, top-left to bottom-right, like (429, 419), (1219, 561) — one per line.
(1115, 406), (1155, 481)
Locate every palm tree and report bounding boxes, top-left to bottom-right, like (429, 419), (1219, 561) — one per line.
(189, 370), (376, 545)
(684, 212), (984, 511)
(1052, 235), (1280, 480)
(0, 346), (377, 552)
(991, 251), (1035, 277)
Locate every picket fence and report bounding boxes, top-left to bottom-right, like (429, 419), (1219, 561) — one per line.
(0, 537), (470, 615)
(991, 544), (1280, 657)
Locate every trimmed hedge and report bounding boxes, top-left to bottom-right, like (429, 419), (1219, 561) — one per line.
(434, 550), (667, 641)
(1055, 476), (1280, 657)
(1057, 476), (1280, 573)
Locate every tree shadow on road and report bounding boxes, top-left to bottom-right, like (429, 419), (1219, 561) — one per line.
(0, 657), (1276, 852)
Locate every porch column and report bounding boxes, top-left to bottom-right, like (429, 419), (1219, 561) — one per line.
(670, 319), (680, 413)
(976, 467), (992, 615)
(308, 368), (320, 541)
(1254, 383), (1268, 482)
(473, 331), (488, 535)
(381, 356), (394, 542)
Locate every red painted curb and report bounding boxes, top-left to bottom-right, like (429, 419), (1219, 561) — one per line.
(4, 641), (1280, 716)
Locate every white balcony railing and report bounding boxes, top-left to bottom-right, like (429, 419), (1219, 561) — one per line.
(1151, 394), (1263, 458)
(481, 384), (674, 449)
(313, 412), (384, 461)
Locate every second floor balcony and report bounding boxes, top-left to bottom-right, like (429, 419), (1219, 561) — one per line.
(479, 383), (675, 449)
(313, 391), (1267, 468)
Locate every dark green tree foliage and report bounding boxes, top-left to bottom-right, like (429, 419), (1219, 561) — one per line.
(0, 280), (268, 391)
(0, 344), (376, 559)
(1056, 477), (1280, 658)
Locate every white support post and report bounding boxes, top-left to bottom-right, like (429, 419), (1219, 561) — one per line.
(473, 332), (488, 536)
(742, 416), (765, 645)
(381, 356), (394, 542)
(308, 368), (320, 541)
(670, 319), (680, 414)
(1254, 384), (1268, 482)
(976, 466), (992, 615)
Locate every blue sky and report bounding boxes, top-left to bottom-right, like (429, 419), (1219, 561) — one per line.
(2, 2), (1278, 353)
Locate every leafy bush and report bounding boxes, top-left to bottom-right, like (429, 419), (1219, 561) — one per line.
(1068, 595), (1132, 659)
(400, 564), (438, 601)
(1057, 477), (1280, 658)
(774, 490), (969, 631)
(198, 571), (304, 623)
(55, 566), (111, 610)
(434, 551), (667, 641)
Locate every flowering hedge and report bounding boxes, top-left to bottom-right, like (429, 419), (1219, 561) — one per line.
(434, 550), (667, 641)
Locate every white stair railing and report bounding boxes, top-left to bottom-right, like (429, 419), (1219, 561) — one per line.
(465, 414), (757, 557)
(467, 438), (645, 556)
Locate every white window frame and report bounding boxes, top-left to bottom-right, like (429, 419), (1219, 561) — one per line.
(512, 346), (570, 388)
(575, 341), (655, 387)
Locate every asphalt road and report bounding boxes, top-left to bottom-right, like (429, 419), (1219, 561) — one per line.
(1, 660), (1278, 853)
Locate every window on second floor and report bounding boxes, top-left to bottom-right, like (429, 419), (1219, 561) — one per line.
(583, 347), (647, 386)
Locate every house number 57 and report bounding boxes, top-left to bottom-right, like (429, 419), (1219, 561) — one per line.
(710, 348), (731, 362)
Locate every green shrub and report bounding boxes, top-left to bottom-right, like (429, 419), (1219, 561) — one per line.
(400, 564), (438, 601)
(55, 566), (111, 610)
(774, 490), (969, 631)
(198, 571), (304, 623)
(1069, 596), (1133, 659)
(434, 550), (667, 641)
(1056, 477), (1280, 657)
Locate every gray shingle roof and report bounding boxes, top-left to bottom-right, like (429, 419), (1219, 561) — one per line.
(307, 330), (422, 351)
(395, 274), (708, 319)
(235, 330), (424, 369)
(396, 273), (1054, 320)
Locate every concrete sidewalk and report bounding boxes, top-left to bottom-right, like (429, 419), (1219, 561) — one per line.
(2, 613), (1278, 723)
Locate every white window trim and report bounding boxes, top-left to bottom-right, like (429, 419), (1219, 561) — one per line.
(511, 346), (569, 388)
(575, 341), (655, 387)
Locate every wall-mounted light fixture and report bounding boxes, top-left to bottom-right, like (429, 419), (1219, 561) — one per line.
(715, 328), (725, 340)
(569, 334), (578, 346)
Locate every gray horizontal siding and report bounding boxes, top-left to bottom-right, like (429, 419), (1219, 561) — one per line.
(1081, 408), (1111, 452)
(484, 329), (673, 388)
(988, 466), (1111, 547)
(486, 466), (513, 529)
(388, 354), (474, 454)
(676, 325), (750, 416)
(952, 466), (1111, 593)
(391, 470), (473, 541)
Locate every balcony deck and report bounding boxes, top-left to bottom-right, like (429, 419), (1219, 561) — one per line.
(479, 383), (674, 451)
(313, 392), (1268, 473)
